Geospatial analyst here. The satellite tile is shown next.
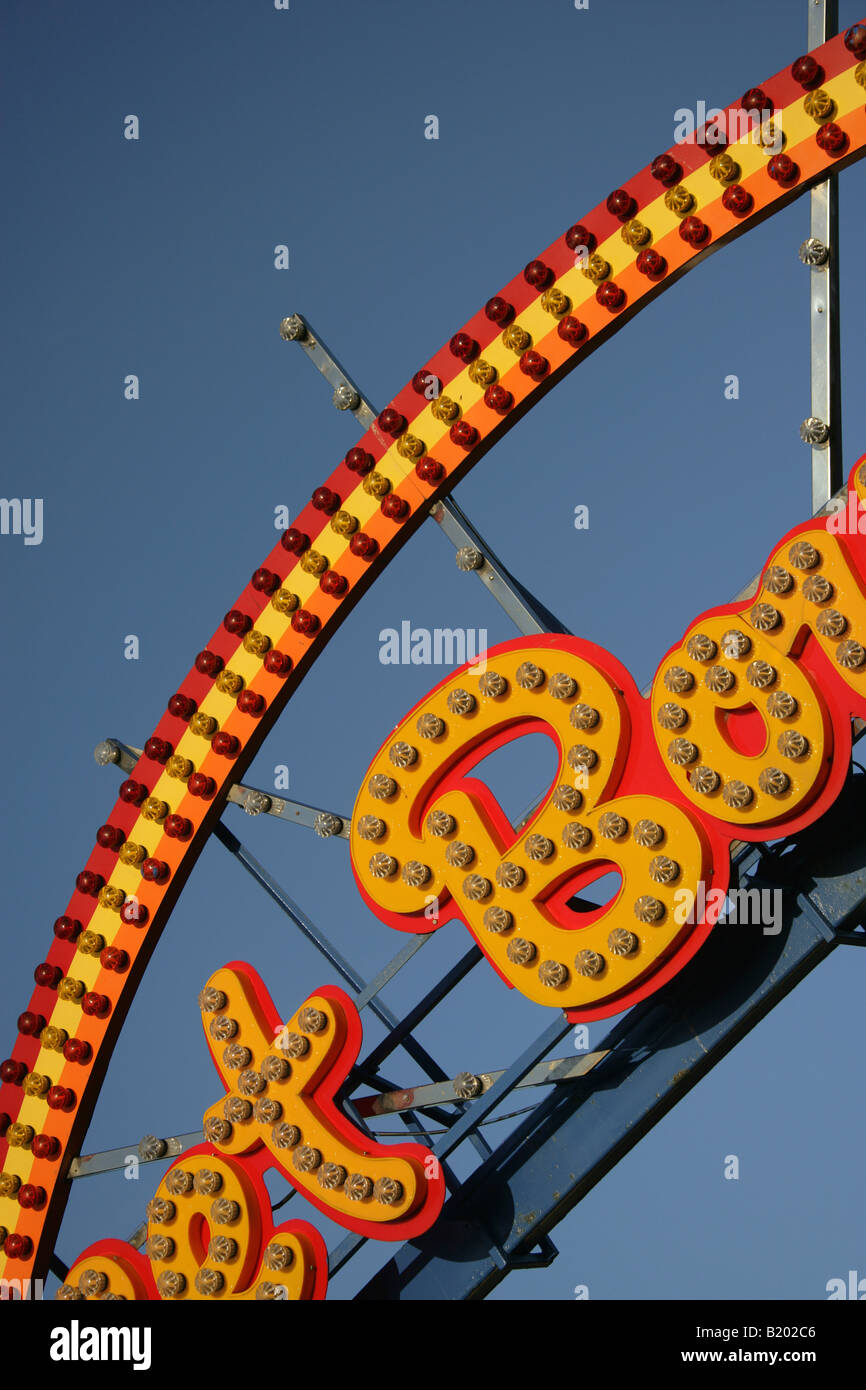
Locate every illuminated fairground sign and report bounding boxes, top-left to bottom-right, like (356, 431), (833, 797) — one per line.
(2, 22), (866, 1301)
(37, 453), (866, 1301)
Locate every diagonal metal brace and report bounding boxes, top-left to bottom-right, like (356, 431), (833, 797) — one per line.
(280, 311), (567, 636)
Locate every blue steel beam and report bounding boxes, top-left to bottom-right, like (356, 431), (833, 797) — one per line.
(359, 946), (482, 1075)
(356, 768), (866, 1300)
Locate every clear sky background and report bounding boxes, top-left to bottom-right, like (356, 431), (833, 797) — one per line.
(2, 0), (865, 1301)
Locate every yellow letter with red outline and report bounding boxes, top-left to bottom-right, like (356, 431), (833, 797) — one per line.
(61, 1167), (328, 1301)
(58, 964), (445, 1299)
(353, 458), (866, 1020)
(651, 460), (866, 835)
(351, 636), (730, 1021)
(197, 964), (444, 1239)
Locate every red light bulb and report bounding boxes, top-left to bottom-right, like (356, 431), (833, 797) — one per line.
(650, 154), (682, 186)
(448, 332), (479, 363)
(251, 568), (279, 594)
(17, 1012), (46, 1037)
(195, 649), (224, 675)
(816, 123), (848, 155)
(237, 689), (265, 715)
(377, 407), (407, 436)
(741, 87), (772, 113)
(100, 947), (129, 973)
(120, 899), (148, 927)
(75, 871), (104, 897)
(291, 609), (320, 636)
(312, 486), (340, 513)
(415, 458), (444, 484)
(141, 857), (170, 882)
(81, 992), (110, 1018)
(164, 813), (192, 839)
(63, 1037), (92, 1064)
(349, 532), (379, 559)
(484, 296), (515, 324)
(53, 916), (82, 941)
(320, 570), (348, 596)
(187, 773), (216, 798)
(34, 963), (62, 989)
(32, 1134), (60, 1160)
(381, 495), (409, 520)
(119, 778), (149, 804)
(412, 370), (441, 396)
(483, 384), (513, 413)
(596, 282), (626, 310)
(564, 225), (596, 252)
(223, 609), (251, 636)
(95, 824), (124, 851)
(679, 216), (710, 247)
(211, 733), (239, 758)
(844, 23), (866, 57)
(449, 421), (479, 449)
(523, 260), (553, 288)
(636, 248), (666, 279)
(344, 447), (374, 474)
(768, 154), (798, 184)
(606, 189), (636, 220)
(264, 649), (292, 676)
(145, 737), (172, 764)
(280, 526), (311, 554)
(791, 54), (822, 87)
(17, 1184), (46, 1210)
(0, 1058), (27, 1085)
(722, 185), (752, 215)
(168, 692), (197, 721)
(47, 1085), (75, 1111)
(519, 350), (549, 380)
(5, 1234), (33, 1259)
(557, 316), (587, 347)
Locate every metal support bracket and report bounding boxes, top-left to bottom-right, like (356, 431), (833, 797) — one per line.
(280, 312), (567, 636)
(95, 739), (350, 839)
(508, 1233), (559, 1270)
(280, 314), (376, 429)
(428, 495), (568, 635)
(803, 0), (843, 511)
(795, 890), (838, 944)
(225, 782), (350, 838)
(68, 1131), (203, 1180)
(354, 1050), (609, 1118)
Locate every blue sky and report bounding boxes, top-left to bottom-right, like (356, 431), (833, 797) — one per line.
(2, 0), (865, 1300)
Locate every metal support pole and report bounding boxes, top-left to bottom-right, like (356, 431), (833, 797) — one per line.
(803, 0), (843, 510)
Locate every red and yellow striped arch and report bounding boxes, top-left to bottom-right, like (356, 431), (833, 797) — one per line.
(2, 25), (865, 1284)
